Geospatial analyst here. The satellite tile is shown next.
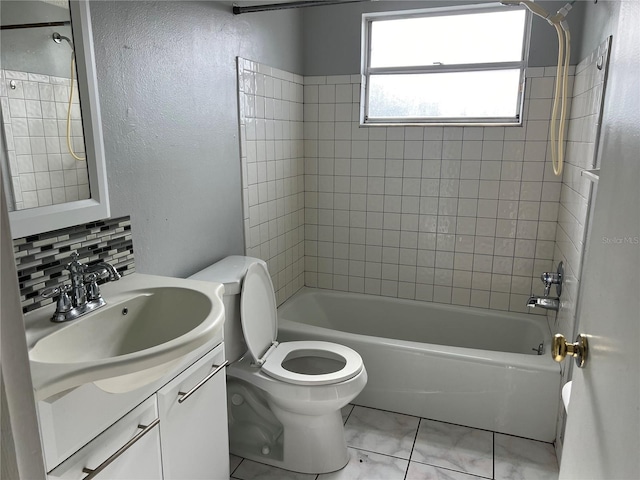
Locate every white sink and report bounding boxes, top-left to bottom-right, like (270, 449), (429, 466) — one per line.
(26, 274), (225, 400)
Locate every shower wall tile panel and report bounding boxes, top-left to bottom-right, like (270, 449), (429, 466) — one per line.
(237, 58), (305, 305)
(13, 216), (135, 313)
(303, 68), (574, 315)
(1, 69), (88, 211)
(551, 40), (609, 459)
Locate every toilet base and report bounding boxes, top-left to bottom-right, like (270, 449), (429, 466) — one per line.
(272, 403), (349, 474)
(227, 379), (351, 474)
(231, 407), (349, 475)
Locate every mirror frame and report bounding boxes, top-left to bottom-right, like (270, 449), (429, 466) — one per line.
(9, 0), (109, 239)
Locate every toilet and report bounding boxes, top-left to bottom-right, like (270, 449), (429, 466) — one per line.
(190, 256), (367, 474)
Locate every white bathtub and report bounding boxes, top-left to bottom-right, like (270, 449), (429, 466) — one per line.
(277, 288), (560, 442)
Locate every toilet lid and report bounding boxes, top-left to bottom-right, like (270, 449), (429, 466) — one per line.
(240, 262), (278, 364)
(262, 341), (364, 386)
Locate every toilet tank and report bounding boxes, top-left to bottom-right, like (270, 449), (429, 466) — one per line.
(189, 256), (266, 363)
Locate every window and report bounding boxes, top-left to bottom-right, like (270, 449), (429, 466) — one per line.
(361, 4), (530, 126)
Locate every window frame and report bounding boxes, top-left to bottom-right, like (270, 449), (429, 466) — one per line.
(360, 3), (532, 127)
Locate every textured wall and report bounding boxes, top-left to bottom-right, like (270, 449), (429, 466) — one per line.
(575, 0), (618, 62)
(89, 1), (303, 277)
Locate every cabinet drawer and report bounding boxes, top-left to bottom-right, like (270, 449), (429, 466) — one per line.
(48, 397), (161, 479)
(158, 343), (229, 479)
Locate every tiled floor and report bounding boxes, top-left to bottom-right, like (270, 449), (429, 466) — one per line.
(229, 405), (559, 480)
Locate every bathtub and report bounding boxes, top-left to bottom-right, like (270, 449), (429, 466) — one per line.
(277, 288), (560, 442)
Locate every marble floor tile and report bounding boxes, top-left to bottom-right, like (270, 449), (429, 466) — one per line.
(406, 461), (488, 480)
(317, 447), (408, 480)
(411, 419), (493, 478)
(341, 404), (354, 424)
(344, 406), (420, 459)
(231, 459), (317, 480)
(494, 433), (559, 480)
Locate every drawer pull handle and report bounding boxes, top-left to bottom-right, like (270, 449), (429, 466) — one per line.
(81, 418), (160, 479)
(178, 360), (229, 404)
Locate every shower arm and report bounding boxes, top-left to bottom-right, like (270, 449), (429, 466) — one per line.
(500, 0), (573, 26)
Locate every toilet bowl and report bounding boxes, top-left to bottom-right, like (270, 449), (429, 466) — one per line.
(189, 256), (367, 474)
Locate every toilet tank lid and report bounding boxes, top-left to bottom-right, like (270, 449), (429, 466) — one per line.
(188, 255), (266, 295)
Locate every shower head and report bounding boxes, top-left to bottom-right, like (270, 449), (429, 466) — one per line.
(52, 32), (73, 49)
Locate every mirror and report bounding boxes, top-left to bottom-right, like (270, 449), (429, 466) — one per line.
(1, 0), (109, 239)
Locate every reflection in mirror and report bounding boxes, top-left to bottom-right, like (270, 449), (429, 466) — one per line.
(1, 0), (89, 212)
(1, 1), (110, 239)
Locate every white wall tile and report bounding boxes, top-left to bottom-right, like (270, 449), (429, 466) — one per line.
(237, 63), (590, 320)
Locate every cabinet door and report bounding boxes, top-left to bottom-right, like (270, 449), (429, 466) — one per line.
(157, 343), (229, 480)
(87, 427), (162, 480)
(48, 397), (162, 480)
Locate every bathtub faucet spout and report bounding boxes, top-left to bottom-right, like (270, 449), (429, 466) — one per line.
(526, 295), (560, 311)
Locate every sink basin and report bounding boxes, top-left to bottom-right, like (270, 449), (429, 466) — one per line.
(26, 274), (225, 400)
(30, 288), (211, 363)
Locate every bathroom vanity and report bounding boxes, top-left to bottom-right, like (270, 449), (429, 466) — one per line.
(24, 274), (230, 479)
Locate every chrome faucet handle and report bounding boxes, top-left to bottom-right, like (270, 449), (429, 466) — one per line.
(541, 271), (561, 285)
(85, 273), (102, 301)
(42, 285), (61, 299)
(540, 261), (564, 297)
(42, 284), (73, 317)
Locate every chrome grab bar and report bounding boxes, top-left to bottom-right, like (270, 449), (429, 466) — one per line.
(178, 361), (229, 404)
(82, 418), (160, 480)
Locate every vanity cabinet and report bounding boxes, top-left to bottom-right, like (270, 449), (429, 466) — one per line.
(158, 345), (229, 479)
(40, 342), (228, 479)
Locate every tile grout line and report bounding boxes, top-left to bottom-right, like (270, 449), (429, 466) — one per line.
(230, 457), (243, 478)
(347, 445), (412, 464)
(492, 431), (496, 480)
(404, 416), (422, 480)
(410, 458), (495, 480)
(342, 404), (355, 425)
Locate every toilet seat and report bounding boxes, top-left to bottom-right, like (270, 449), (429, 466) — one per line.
(262, 341), (363, 386)
(240, 262), (279, 364)
(240, 263), (363, 386)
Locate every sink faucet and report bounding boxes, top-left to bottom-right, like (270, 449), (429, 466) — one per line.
(41, 252), (120, 322)
(526, 295), (560, 311)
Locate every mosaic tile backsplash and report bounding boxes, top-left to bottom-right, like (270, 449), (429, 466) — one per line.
(13, 216), (135, 313)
